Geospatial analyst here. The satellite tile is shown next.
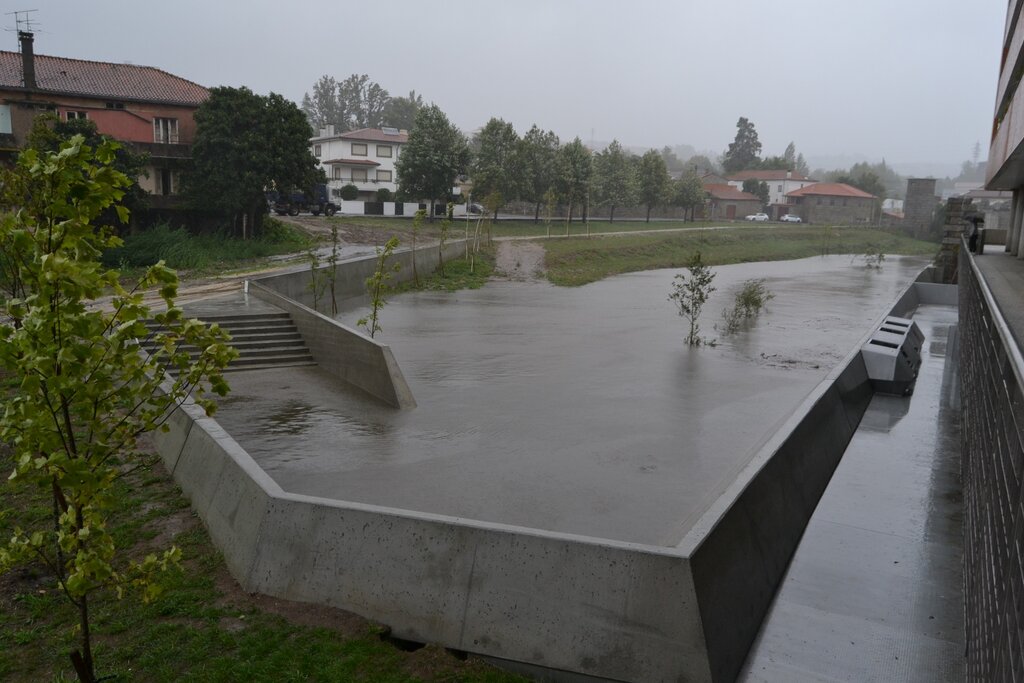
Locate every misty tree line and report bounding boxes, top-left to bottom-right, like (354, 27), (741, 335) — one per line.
(302, 74), (424, 132)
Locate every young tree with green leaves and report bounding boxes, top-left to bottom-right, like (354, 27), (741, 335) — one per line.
(357, 236), (401, 338)
(669, 252), (717, 347)
(519, 125), (561, 223)
(185, 87), (322, 238)
(556, 137), (593, 226)
(673, 170), (706, 221)
(592, 140), (638, 222)
(396, 105), (469, 222)
(0, 137), (236, 683)
(24, 113), (149, 231)
(722, 116), (763, 173)
(636, 149), (671, 222)
(472, 118), (522, 219)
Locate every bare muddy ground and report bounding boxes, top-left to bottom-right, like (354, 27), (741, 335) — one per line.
(494, 240), (545, 281)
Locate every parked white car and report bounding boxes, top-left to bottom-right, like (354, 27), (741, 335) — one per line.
(745, 213), (770, 222)
(779, 214), (802, 223)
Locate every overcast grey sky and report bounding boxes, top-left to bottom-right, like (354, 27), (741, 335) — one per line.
(9, 1), (1006, 171)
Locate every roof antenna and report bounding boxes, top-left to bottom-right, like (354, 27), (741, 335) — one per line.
(5, 9), (39, 40)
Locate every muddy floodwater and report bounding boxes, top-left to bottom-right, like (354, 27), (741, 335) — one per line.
(215, 255), (931, 546)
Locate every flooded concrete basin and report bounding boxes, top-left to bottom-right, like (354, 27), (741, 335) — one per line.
(214, 254), (930, 546)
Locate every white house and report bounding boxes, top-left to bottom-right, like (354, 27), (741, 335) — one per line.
(310, 126), (408, 200)
(726, 170), (816, 206)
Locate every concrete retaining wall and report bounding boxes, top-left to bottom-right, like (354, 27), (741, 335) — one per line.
(157, 268), (949, 682)
(248, 282), (415, 409)
(254, 240), (466, 310)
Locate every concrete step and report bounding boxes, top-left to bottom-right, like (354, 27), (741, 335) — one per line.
(144, 311), (317, 372)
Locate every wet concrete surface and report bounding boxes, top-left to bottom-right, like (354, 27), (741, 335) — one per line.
(211, 255), (930, 545)
(740, 304), (963, 681)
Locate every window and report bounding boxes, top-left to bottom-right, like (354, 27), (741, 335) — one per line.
(351, 143), (367, 156)
(153, 117), (179, 143)
(66, 110), (88, 120)
(105, 102), (125, 110)
(314, 144), (322, 157)
(377, 145), (392, 158)
(351, 168), (368, 182)
(158, 168), (175, 196)
(777, 184), (782, 192)
(0, 104), (11, 134)
(376, 170), (392, 182)
(333, 166), (342, 180)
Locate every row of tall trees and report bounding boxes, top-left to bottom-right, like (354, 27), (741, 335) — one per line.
(397, 113), (709, 224)
(301, 74), (423, 132)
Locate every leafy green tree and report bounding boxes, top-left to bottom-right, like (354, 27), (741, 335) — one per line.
(669, 251), (717, 346)
(742, 178), (770, 207)
(381, 90), (423, 130)
(471, 118), (522, 219)
(759, 155), (790, 170)
(673, 170), (706, 221)
(396, 105), (469, 222)
(636, 149), (671, 222)
(722, 116), (763, 173)
(301, 74), (392, 132)
(301, 75), (343, 132)
(835, 171), (885, 198)
(660, 145), (685, 175)
(555, 137), (593, 224)
(338, 183), (359, 200)
(592, 140), (638, 222)
(0, 137), (235, 682)
(338, 74), (390, 129)
(185, 87), (321, 238)
(686, 153), (720, 175)
(25, 113), (149, 231)
(519, 125), (560, 223)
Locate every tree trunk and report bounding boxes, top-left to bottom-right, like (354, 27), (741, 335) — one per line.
(646, 204), (652, 223)
(566, 202), (573, 235)
(534, 202), (541, 223)
(428, 198), (435, 222)
(610, 205), (616, 223)
(71, 594), (95, 682)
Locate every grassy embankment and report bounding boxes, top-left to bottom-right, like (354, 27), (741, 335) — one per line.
(102, 218), (316, 278)
(541, 226), (940, 286)
(0, 434), (524, 682)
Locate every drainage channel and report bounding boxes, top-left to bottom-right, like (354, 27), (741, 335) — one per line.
(739, 303), (963, 682)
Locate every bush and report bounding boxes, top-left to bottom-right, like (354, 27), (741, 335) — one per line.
(102, 220), (313, 271)
(720, 279), (774, 335)
(338, 184), (359, 200)
(376, 188), (393, 202)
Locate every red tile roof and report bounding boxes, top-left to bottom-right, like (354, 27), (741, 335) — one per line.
(339, 128), (409, 143)
(703, 183), (761, 201)
(726, 170), (813, 182)
(322, 158), (381, 167)
(0, 51), (208, 106)
(786, 183), (876, 199)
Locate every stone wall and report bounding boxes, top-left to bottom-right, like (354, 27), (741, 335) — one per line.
(959, 246), (1024, 682)
(797, 195), (876, 224)
(904, 178), (939, 236)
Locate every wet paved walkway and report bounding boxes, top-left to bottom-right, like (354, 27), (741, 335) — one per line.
(740, 304), (964, 681)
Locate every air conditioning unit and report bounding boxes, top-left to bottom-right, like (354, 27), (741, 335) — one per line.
(860, 315), (924, 395)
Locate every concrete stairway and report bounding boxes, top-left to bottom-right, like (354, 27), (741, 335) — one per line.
(143, 312), (316, 372)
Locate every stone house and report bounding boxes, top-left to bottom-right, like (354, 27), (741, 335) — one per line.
(700, 183), (763, 220)
(0, 32), (208, 208)
(311, 126), (407, 200)
(785, 183), (878, 224)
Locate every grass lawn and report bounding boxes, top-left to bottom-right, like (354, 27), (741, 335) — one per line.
(541, 225), (940, 286)
(0, 441), (525, 683)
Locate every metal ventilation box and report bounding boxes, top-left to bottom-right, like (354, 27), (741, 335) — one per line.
(860, 316), (924, 395)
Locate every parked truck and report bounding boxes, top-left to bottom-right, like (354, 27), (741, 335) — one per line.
(271, 184), (339, 216)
